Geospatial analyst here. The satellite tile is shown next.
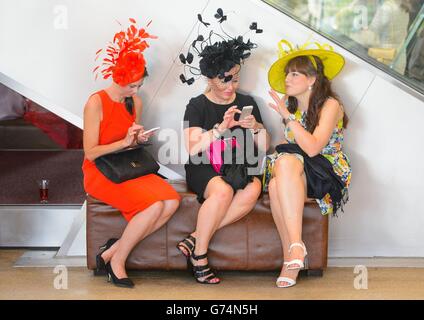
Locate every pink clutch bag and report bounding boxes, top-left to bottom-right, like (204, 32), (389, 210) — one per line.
(206, 137), (240, 173)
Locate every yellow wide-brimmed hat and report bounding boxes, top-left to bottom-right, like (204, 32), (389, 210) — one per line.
(268, 40), (345, 94)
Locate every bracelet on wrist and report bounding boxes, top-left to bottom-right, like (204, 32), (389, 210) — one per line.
(213, 123), (224, 138)
(214, 123), (225, 134)
(282, 114), (296, 126)
(212, 128), (221, 139)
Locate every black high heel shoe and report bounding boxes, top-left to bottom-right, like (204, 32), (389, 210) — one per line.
(105, 262), (134, 288)
(187, 252), (220, 285)
(95, 238), (118, 276)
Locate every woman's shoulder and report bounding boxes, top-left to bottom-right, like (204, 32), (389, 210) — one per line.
(185, 94), (208, 114)
(236, 92), (256, 104)
(322, 97), (344, 120)
(187, 93), (206, 106)
(85, 92), (102, 110)
(323, 97), (343, 111)
(83, 92), (103, 121)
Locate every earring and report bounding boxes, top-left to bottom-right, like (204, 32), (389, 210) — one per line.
(308, 85), (313, 90)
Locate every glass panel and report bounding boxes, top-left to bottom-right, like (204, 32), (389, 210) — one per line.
(263, 0), (424, 95)
(0, 83), (85, 205)
(0, 82), (83, 149)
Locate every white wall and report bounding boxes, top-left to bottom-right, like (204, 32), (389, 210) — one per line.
(1, 0), (423, 257)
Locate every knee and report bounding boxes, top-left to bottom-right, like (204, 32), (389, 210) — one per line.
(169, 199), (180, 211)
(152, 200), (165, 213)
(163, 199), (180, 218)
(274, 155), (303, 177)
(209, 184), (234, 203)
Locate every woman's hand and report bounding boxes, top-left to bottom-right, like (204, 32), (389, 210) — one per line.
(136, 128), (155, 144)
(268, 89), (290, 119)
(122, 122), (143, 148)
(218, 105), (241, 131)
(239, 115), (258, 130)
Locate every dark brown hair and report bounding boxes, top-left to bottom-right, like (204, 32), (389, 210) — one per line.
(284, 55), (348, 133)
(124, 68), (149, 115)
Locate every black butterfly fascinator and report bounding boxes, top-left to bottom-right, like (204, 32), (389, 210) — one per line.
(179, 8), (263, 85)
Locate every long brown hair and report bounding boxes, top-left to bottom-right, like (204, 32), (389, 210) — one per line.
(123, 68), (149, 115)
(284, 55), (348, 133)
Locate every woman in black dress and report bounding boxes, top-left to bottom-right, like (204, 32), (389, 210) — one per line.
(177, 10), (269, 284)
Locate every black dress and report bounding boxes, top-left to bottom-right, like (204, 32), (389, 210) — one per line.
(183, 92), (264, 203)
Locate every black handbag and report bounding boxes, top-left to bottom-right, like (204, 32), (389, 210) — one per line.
(95, 144), (160, 183)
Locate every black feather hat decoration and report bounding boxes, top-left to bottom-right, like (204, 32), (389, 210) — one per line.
(179, 8), (263, 85)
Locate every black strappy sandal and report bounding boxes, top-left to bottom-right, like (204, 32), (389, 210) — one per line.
(176, 235), (196, 258)
(188, 252), (220, 284)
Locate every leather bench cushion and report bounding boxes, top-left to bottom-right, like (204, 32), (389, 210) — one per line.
(86, 181), (328, 271)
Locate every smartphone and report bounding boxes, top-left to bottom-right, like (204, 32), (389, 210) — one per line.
(142, 127), (161, 135)
(239, 105), (253, 121)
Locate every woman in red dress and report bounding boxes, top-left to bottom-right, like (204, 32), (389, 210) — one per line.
(82, 19), (180, 288)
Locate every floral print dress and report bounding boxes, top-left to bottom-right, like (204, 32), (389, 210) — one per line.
(263, 108), (352, 215)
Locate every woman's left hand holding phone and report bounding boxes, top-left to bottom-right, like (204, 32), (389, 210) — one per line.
(238, 115), (258, 130)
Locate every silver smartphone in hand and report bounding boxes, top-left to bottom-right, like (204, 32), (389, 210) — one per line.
(142, 127), (160, 135)
(239, 105), (253, 121)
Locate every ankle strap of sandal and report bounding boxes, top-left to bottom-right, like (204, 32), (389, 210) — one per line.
(192, 252), (208, 260)
(289, 242), (306, 254)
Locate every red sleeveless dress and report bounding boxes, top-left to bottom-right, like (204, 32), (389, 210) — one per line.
(82, 90), (180, 221)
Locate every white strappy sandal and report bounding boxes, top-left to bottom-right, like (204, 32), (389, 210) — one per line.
(286, 242), (308, 270)
(276, 262), (296, 288)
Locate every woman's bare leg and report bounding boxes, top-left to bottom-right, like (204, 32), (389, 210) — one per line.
(107, 201), (165, 279)
(182, 178), (261, 257)
(189, 177), (234, 282)
(273, 154), (307, 277)
(269, 177), (304, 286)
(102, 199), (180, 264)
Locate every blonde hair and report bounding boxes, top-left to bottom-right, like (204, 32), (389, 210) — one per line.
(203, 83), (212, 94)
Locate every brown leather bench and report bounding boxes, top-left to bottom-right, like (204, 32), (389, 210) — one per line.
(86, 180), (328, 276)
